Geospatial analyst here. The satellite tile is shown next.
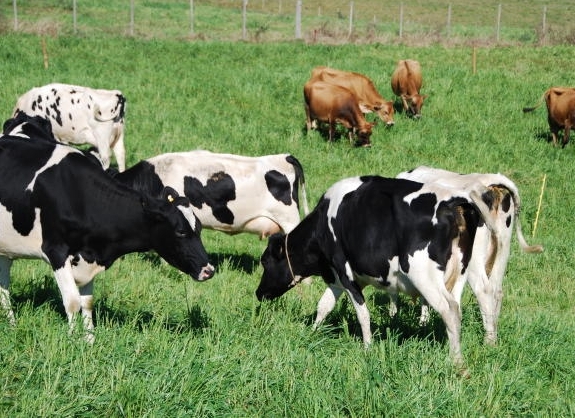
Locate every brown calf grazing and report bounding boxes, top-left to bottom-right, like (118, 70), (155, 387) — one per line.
(523, 87), (575, 148)
(304, 80), (375, 147)
(310, 66), (395, 126)
(391, 59), (427, 118)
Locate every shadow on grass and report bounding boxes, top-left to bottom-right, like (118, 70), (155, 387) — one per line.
(294, 291), (448, 347)
(7, 250), (260, 335)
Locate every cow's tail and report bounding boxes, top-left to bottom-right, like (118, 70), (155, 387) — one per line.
(286, 155), (310, 216)
(470, 174), (544, 253)
(522, 91), (547, 113)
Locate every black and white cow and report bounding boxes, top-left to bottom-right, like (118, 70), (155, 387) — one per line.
(13, 83), (127, 171)
(0, 121), (214, 341)
(256, 175), (492, 370)
(397, 166), (543, 344)
(111, 150), (309, 238)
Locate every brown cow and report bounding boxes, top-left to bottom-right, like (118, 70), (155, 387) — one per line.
(391, 59), (427, 118)
(523, 87), (575, 148)
(310, 66), (395, 126)
(303, 80), (375, 147)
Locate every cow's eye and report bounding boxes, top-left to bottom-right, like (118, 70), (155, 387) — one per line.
(175, 230), (187, 238)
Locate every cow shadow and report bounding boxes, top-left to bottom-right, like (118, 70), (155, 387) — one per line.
(534, 130), (553, 144)
(139, 251), (260, 275)
(299, 292), (447, 346)
(301, 122), (350, 144)
(9, 273), (211, 335)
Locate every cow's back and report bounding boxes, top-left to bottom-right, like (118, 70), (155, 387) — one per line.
(146, 151), (304, 235)
(391, 59), (422, 96)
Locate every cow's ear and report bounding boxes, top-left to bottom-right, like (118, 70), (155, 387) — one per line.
(140, 195), (166, 221)
(162, 186), (180, 203)
(269, 233), (286, 259)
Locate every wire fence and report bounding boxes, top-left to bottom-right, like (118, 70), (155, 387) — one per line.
(3, 1), (575, 46)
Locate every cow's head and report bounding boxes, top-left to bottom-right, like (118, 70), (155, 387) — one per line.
(355, 122), (375, 147)
(256, 233), (295, 301)
(404, 94), (428, 118)
(375, 101), (395, 126)
(143, 186), (215, 281)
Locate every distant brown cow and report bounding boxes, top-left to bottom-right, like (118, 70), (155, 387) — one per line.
(391, 59), (427, 118)
(523, 87), (575, 148)
(304, 80), (375, 147)
(310, 66), (395, 126)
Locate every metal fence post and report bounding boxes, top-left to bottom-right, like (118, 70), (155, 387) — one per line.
(295, 0), (302, 39)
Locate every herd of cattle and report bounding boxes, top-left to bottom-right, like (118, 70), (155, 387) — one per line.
(2, 65), (561, 372)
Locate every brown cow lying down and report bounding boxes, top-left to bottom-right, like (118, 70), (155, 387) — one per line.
(304, 80), (375, 147)
(391, 59), (428, 118)
(523, 87), (575, 148)
(310, 66), (395, 126)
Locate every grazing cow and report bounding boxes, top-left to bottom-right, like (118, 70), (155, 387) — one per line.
(310, 66), (395, 126)
(0, 119), (214, 341)
(110, 150), (309, 239)
(397, 166), (543, 344)
(13, 83), (127, 170)
(391, 59), (427, 118)
(256, 175), (494, 371)
(304, 80), (375, 147)
(523, 87), (575, 147)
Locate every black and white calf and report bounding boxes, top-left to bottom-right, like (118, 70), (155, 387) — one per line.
(13, 83), (127, 171)
(0, 122), (214, 341)
(256, 175), (490, 369)
(111, 150), (309, 238)
(397, 166), (543, 344)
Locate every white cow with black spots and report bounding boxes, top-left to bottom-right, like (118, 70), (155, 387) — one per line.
(13, 83), (127, 171)
(397, 166), (543, 344)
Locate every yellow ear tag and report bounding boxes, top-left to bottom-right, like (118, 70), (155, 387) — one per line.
(167, 195), (174, 203)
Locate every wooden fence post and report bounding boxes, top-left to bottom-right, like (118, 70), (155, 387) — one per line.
(348, 2), (354, 38)
(73, 0), (77, 34)
(295, 0), (302, 39)
(446, 4), (452, 38)
(130, 0), (135, 36)
(242, 0), (248, 40)
(541, 6), (547, 45)
(496, 3), (502, 42)
(399, 3), (404, 38)
(190, 0), (195, 36)
(12, 0), (18, 31)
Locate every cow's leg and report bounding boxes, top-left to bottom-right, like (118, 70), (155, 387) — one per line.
(388, 291), (399, 317)
(79, 281), (95, 344)
(328, 122), (335, 142)
(111, 129), (126, 172)
(401, 95), (409, 113)
(562, 121), (571, 148)
(0, 257), (16, 326)
(53, 260), (83, 335)
(410, 264), (464, 368)
(91, 131), (112, 169)
(313, 285), (344, 329)
(340, 262), (371, 347)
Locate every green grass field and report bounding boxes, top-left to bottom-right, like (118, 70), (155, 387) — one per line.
(0, 33), (574, 416)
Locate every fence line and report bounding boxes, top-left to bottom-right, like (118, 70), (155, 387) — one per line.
(3, 1), (573, 46)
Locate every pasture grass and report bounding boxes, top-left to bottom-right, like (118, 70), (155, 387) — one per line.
(0, 34), (574, 416)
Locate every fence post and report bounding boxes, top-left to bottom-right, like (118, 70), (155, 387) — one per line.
(541, 5), (547, 45)
(496, 3), (501, 42)
(295, 0), (302, 39)
(242, 0), (248, 40)
(12, 0), (18, 31)
(73, 0), (77, 34)
(348, 2), (354, 38)
(190, 0), (194, 36)
(399, 3), (404, 38)
(446, 4), (452, 38)
(130, 0), (135, 36)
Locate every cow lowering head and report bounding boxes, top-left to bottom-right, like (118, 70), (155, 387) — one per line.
(143, 186), (214, 281)
(256, 233), (295, 300)
(374, 100), (395, 126)
(355, 121), (376, 147)
(403, 94), (428, 118)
